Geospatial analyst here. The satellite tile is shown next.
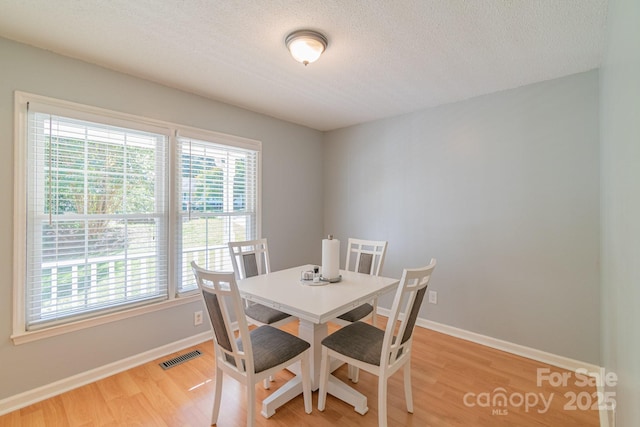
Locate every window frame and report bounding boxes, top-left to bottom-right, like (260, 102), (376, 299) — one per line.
(12, 92), (262, 344)
(175, 128), (260, 295)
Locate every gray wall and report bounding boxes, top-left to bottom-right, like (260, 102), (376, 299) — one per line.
(324, 71), (601, 365)
(0, 37), (324, 400)
(600, 0), (640, 424)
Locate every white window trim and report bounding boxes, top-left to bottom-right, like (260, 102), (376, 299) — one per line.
(12, 91), (262, 344)
(11, 295), (201, 345)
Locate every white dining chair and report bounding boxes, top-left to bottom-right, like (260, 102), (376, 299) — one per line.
(228, 238), (298, 329)
(335, 238), (388, 328)
(191, 262), (312, 427)
(228, 238), (299, 389)
(333, 238), (387, 382)
(318, 259), (436, 427)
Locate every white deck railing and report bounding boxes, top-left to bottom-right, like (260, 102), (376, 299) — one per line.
(39, 245), (230, 313)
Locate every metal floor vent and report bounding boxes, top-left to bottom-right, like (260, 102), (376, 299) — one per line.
(160, 349), (203, 370)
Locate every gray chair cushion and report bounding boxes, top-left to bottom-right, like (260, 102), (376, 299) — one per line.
(357, 253), (374, 274)
(321, 321), (384, 366)
(336, 303), (373, 323)
(230, 325), (310, 373)
(245, 303), (291, 324)
(242, 253), (260, 278)
(202, 290), (233, 353)
(401, 286), (427, 344)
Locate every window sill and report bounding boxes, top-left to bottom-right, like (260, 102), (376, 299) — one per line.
(11, 294), (201, 346)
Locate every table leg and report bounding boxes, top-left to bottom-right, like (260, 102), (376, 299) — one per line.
(299, 319), (369, 414)
(297, 319), (328, 390)
(327, 375), (369, 415)
(261, 376), (303, 418)
(261, 319), (368, 417)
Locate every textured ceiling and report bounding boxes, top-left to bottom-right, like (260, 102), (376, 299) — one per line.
(0, 0), (608, 131)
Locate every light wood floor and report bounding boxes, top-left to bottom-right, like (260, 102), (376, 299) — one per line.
(0, 317), (601, 426)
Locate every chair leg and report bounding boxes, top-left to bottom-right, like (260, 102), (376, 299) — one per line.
(371, 297), (380, 327)
(211, 367), (223, 425)
(317, 347), (330, 411)
(404, 362), (414, 413)
(301, 351), (312, 414)
(378, 377), (388, 427)
(247, 379), (256, 427)
(351, 365), (360, 383)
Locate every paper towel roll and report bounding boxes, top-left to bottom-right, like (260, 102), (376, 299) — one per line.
(322, 235), (340, 280)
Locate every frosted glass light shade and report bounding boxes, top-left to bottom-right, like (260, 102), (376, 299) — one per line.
(285, 30), (328, 66)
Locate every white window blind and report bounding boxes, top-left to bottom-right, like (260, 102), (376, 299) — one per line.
(25, 109), (168, 330)
(176, 134), (258, 293)
(14, 93), (261, 340)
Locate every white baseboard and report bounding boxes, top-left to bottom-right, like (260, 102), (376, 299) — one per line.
(410, 315), (601, 374)
(377, 307), (601, 373)
(0, 331), (212, 416)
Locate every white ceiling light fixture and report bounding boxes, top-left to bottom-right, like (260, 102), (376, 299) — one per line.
(285, 30), (328, 66)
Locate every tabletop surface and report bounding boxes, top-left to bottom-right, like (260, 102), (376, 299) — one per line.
(237, 264), (399, 324)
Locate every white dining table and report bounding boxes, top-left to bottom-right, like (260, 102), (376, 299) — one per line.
(237, 264), (399, 417)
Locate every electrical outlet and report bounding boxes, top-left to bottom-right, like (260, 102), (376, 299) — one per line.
(194, 310), (203, 326)
(428, 290), (437, 304)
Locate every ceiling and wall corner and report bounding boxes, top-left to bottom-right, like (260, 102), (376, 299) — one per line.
(0, 0), (608, 131)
